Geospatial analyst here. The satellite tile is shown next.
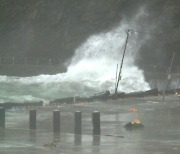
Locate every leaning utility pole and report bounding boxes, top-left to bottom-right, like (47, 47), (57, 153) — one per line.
(115, 29), (131, 94)
(163, 52), (176, 101)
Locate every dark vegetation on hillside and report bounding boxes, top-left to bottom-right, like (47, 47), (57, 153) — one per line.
(0, 0), (179, 69)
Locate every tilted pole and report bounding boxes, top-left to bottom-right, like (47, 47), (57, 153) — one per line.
(115, 30), (131, 94)
(114, 64), (119, 93)
(163, 52), (176, 101)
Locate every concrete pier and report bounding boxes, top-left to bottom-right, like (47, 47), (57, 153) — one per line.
(1, 96), (180, 154)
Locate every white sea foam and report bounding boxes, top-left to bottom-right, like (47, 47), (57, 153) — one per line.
(0, 10), (151, 103)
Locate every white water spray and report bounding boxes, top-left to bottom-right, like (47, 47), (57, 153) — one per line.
(0, 12), (150, 103)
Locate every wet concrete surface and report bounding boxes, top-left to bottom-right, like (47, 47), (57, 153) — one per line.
(0, 95), (180, 154)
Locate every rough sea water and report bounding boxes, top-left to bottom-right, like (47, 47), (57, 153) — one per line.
(0, 11), (151, 104)
(0, 33), (150, 104)
(1, 10), (180, 154)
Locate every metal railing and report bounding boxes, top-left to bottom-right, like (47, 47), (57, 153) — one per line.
(0, 57), (179, 73)
(0, 57), (65, 66)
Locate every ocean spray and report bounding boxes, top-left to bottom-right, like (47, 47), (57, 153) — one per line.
(0, 18), (150, 103)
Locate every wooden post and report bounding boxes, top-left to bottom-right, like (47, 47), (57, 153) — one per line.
(29, 110), (36, 130)
(0, 107), (5, 128)
(53, 110), (60, 133)
(74, 111), (82, 134)
(92, 111), (100, 135)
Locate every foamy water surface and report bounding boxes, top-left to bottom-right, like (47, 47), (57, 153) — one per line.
(0, 14), (150, 103)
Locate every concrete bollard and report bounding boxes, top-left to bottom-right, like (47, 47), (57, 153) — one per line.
(53, 110), (60, 133)
(0, 107), (5, 128)
(74, 111), (82, 134)
(29, 110), (36, 130)
(92, 111), (101, 135)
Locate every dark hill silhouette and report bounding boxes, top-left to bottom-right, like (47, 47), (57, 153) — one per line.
(0, 0), (179, 71)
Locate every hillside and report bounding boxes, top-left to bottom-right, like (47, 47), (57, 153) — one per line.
(0, 0), (179, 69)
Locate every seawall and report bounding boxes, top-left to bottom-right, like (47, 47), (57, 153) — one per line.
(0, 64), (67, 77)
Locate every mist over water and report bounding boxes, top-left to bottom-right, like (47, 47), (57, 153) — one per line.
(0, 12), (151, 103)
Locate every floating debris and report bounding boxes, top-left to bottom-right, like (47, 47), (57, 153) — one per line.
(124, 119), (144, 129)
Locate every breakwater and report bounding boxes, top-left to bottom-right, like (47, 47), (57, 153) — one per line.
(50, 88), (179, 105)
